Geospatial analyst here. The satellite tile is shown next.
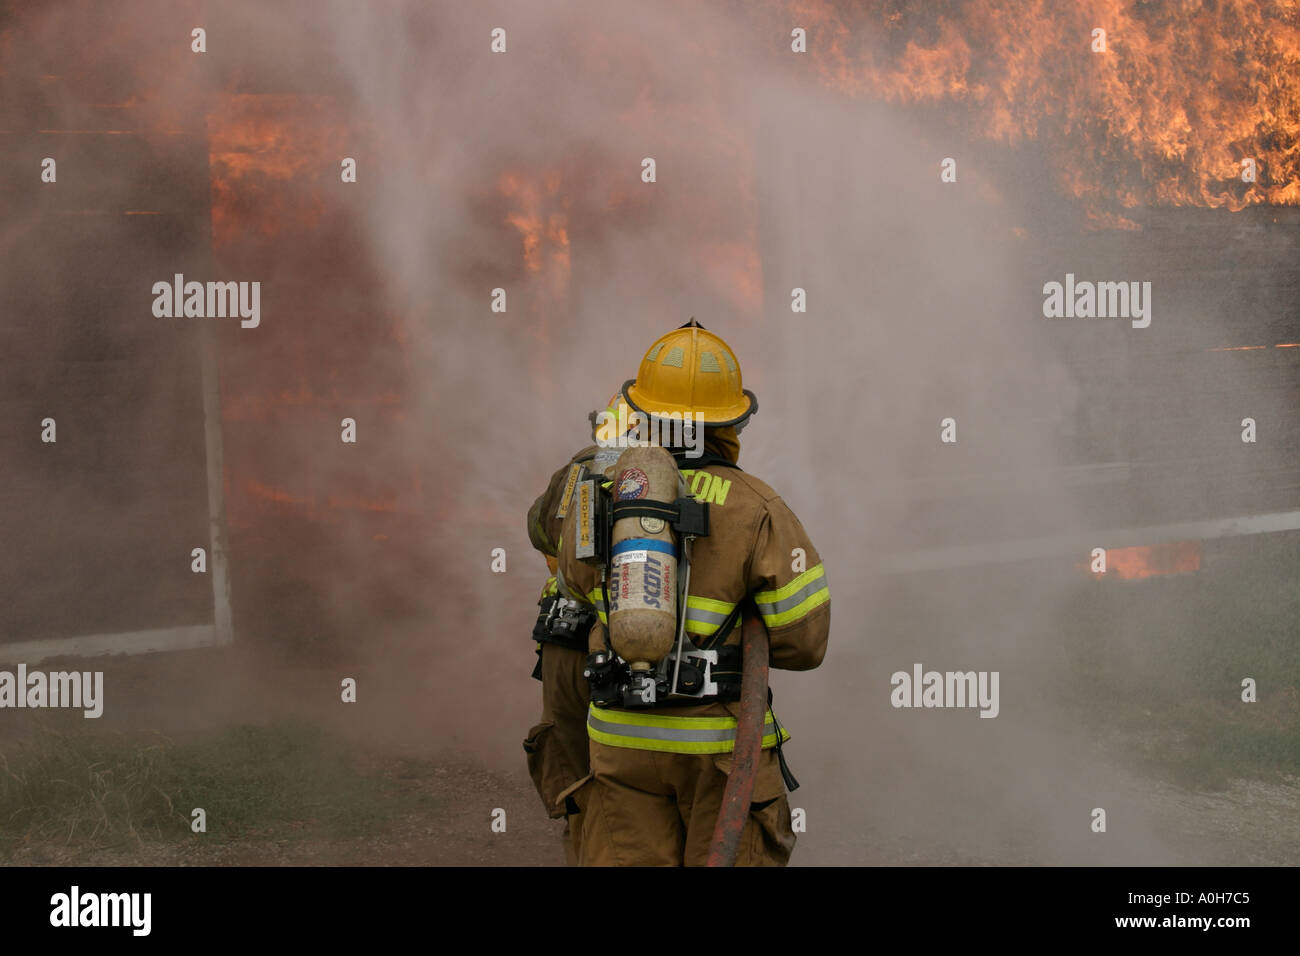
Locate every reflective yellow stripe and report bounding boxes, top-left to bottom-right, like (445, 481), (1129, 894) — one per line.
(761, 586), (829, 628)
(755, 564), (825, 606)
(539, 576), (558, 600)
(587, 586), (608, 624)
(587, 729), (790, 755)
(755, 564), (829, 628)
(597, 590), (734, 635)
(587, 704), (791, 755)
(683, 595), (736, 637)
(687, 595), (734, 614)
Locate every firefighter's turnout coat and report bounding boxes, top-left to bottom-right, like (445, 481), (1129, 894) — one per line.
(555, 430), (830, 865)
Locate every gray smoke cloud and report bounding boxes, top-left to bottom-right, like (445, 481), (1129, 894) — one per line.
(315, 0), (1161, 863)
(315, 0), (1295, 864)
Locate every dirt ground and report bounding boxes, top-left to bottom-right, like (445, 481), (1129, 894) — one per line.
(6, 757), (1296, 867)
(2, 645), (1296, 867)
(3, 761), (565, 867)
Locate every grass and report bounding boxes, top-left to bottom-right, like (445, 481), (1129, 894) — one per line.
(1, 538), (1294, 856)
(1058, 535), (1300, 788)
(0, 720), (437, 859)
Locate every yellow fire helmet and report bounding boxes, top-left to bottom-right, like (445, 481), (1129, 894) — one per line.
(622, 319), (757, 427)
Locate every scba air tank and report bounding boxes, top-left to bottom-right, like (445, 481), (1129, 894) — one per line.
(607, 446), (680, 668)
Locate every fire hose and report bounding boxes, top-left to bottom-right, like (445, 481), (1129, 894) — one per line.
(705, 607), (769, 867)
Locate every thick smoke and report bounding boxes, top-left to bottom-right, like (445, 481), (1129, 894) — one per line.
(315, 0), (1244, 863)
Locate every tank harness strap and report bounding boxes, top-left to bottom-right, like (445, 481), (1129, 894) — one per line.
(610, 496), (710, 538)
(767, 687), (800, 792)
(610, 499), (678, 523)
(698, 602), (743, 652)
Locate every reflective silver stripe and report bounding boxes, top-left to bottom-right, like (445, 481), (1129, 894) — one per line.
(754, 575), (829, 618)
(588, 711), (779, 744)
(684, 605), (728, 627)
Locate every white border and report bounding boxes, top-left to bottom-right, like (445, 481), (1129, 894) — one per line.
(0, 624), (222, 666)
(879, 509), (1300, 574)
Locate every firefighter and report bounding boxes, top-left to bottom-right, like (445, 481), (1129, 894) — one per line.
(522, 393), (634, 864)
(555, 320), (831, 866)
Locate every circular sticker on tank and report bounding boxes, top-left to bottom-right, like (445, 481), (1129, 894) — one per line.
(616, 467), (649, 500)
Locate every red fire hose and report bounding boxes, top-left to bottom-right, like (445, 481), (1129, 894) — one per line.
(705, 608), (769, 867)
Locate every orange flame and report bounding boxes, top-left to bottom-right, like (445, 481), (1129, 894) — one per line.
(208, 94), (352, 247)
(787, 0), (1300, 215)
(1086, 541), (1203, 580)
(498, 169), (572, 298)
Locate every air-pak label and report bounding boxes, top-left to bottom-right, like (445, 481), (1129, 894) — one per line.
(641, 554), (668, 609)
(612, 550), (648, 566)
(591, 446), (621, 477)
(555, 463), (585, 519)
(609, 553), (673, 614)
(575, 480), (595, 559)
